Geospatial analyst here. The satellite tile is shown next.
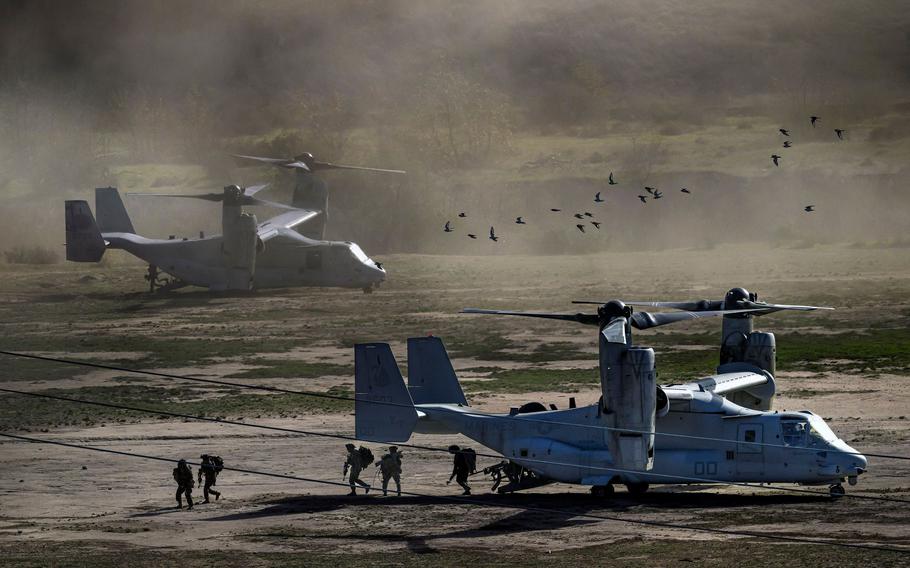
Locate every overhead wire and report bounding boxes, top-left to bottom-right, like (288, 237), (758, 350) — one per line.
(1, 385), (907, 504)
(1, 431), (907, 556)
(1, 349), (907, 462)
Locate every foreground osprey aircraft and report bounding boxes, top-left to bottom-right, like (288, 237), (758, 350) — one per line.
(65, 185), (385, 292)
(355, 288), (867, 497)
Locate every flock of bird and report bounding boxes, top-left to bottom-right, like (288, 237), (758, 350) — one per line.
(771, 115), (848, 213)
(444, 115), (846, 241)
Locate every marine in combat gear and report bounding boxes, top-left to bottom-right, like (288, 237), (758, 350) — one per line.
(197, 454), (222, 503)
(447, 445), (476, 495)
(343, 443), (371, 496)
(172, 459), (195, 509)
(374, 446), (403, 496)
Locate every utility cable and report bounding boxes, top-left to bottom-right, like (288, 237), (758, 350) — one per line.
(1, 431), (906, 555)
(1, 349), (906, 461)
(1, 386), (906, 504)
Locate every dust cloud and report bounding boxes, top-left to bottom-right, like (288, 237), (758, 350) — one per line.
(1, 0), (909, 256)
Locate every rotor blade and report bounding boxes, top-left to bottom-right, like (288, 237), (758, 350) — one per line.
(572, 300), (724, 311)
(461, 308), (599, 325)
(243, 196), (299, 210)
(232, 154), (310, 171)
(126, 192), (223, 202)
(741, 301), (834, 312)
(243, 184), (270, 197)
(311, 161), (407, 175)
(630, 309), (769, 330)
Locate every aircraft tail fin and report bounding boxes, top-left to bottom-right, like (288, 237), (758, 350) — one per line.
(354, 343), (419, 443)
(95, 187), (135, 234)
(65, 200), (106, 262)
(407, 336), (468, 406)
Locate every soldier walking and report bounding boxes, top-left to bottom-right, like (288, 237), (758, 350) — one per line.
(197, 454), (222, 503)
(375, 446), (403, 496)
(343, 443), (371, 496)
(447, 445), (475, 496)
(173, 459), (195, 509)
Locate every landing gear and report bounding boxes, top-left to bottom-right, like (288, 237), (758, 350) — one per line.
(829, 483), (846, 498)
(625, 482), (649, 496)
(591, 484), (614, 498)
(144, 264), (187, 293)
(362, 286), (373, 294)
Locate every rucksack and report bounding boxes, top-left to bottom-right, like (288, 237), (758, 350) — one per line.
(463, 448), (477, 473)
(211, 456), (224, 473)
(358, 446), (374, 466)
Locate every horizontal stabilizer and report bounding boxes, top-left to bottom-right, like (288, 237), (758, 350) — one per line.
(354, 343), (418, 443)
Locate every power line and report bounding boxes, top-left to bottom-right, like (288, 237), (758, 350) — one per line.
(2, 349), (906, 462)
(1, 431), (906, 555)
(1, 386), (906, 504)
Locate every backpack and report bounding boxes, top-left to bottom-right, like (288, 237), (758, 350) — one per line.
(463, 448), (477, 473)
(211, 456), (224, 474)
(358, 446), (374, 467)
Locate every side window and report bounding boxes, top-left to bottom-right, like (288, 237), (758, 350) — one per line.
(744, 430), (756, 443)
(306, 251), (322, 269)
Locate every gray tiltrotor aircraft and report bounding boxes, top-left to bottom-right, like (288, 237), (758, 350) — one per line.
(355, 288), (867, 497)
(66, 185), (385, 292)
(65, 154), (403, 292)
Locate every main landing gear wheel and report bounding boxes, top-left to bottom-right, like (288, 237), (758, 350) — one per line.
(829, 483), (846, 498)
(591, 484), (614, 498)
(625, 482), (649, 496)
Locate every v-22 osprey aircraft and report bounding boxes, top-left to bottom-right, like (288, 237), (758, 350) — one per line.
(354, 288), (867, 497)
(64, 153), (403, 293)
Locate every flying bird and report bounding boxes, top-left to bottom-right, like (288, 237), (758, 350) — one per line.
(489, 227), (498, 242)
(574, 213), (584, 219)
(783, 141), (792, 148)
(591, 221), (601, 229)
(583, 211), (593, 217)
(458, 212), (467, 218)
(638, 195), (648, 203)
(652, 191), (663, 199)
(594, 191), (604, 203)
(835, 129), (845, 140)
(576, 224), (586, 233)
(467, 233), (477, 239)
(804, 205), (815, 212)
(771, 154), (781, 166)
(680, 188), (690, 194)
(515, 217), (526, 225)
(810, 116), (819, 127)
(779, 128), (790, 136)
(550, 208), (562, 212)
(645, 186), (656, 195)
(444, 221), (453, 233)
(608, 172), (617, 185)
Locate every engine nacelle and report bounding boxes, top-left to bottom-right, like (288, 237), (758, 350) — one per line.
(602, 346), (656, 472)
(222, 212), (258, 290)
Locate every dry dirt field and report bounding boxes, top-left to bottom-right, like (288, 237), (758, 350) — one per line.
(0, 244), (908, 567)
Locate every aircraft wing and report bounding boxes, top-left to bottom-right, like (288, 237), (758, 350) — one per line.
(257, 209), (320, 241)
(693, 371), (770, 396)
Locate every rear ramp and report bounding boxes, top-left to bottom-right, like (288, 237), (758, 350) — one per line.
(407, 336), (468, 406)
(354, 343), (419, 443)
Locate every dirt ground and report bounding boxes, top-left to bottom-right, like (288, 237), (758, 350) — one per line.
(0, 245), (908, 566)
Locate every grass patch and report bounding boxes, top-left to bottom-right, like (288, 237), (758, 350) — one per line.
(777, 328), (910, 373)
(226, 359), (353, 379)
(0, 385), (352, 430)
(2, 537), (904, 568)
(464, 367), (598, 394)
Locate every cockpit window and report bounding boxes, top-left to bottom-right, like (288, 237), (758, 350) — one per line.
(781, 421), (807, 446)
(348, 243), (371, 263)
(807, 415), (837, 443)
